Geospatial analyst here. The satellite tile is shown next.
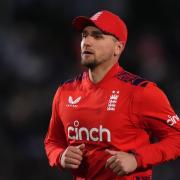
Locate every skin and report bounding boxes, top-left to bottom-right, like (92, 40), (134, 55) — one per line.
(105, 149), (137, 176)
(81, 26), (123, 83)
(60, 144), (85, 169)
(60, 25), (137, 175)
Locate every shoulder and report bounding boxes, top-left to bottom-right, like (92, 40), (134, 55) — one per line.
(142, 83), (169, 104)
(115, 69), (169, 108)
(59, 72), (84, 90)
(115, 70), (150, 87)
(133, 81), (170, 112)
(131, 80), (171, 119)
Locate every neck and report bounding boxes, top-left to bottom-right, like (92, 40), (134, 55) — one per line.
(88, 61), (117, 84)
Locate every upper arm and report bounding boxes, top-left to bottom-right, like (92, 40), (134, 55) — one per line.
(137, 83), (180, 137)
(45, 86), (68, 150)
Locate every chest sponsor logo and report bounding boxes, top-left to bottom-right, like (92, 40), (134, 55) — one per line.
(107, 90), (119, 111)
(66, 96), (81, 107)
(67, 120), (111, 142)
(167, 114), (180, 126)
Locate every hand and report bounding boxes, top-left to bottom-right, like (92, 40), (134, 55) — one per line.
(105, 149), (137, 176)
(60, 144), (85, 169)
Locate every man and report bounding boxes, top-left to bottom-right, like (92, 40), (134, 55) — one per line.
(44, 10), (180, 180)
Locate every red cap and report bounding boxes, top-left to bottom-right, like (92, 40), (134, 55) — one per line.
(72, 10), (128, 45)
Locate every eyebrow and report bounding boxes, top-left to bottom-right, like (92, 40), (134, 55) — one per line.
(81, 29), (118, 41)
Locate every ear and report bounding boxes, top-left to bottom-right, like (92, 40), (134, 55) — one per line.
(114, 41), (124, 57)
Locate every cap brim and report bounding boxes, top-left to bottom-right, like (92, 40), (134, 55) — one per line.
(72, 16), (96, 31)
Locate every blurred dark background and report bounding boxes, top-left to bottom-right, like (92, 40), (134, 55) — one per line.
(0, 0), (180, 180)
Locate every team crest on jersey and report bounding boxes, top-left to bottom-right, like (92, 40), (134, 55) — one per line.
(66, 96), (81, 107)
(107, 90), (119, 111)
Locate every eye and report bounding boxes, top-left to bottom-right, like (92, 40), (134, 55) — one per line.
(82, 33), (87, 38)
(92, 32), (103, 39)
(94, 34), (102, 39)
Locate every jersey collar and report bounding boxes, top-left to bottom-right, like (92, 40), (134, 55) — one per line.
(83, 63), (124, 89)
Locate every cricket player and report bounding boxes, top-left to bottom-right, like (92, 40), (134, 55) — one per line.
(44, 10), (180, 180)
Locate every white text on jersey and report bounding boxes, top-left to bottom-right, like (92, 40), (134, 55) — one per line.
(67, 120), (111, 142)
(167, 114), (180, 126)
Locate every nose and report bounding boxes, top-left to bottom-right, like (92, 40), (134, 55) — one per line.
(81, 35), (93, 48)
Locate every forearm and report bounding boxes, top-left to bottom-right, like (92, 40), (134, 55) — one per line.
(44, 136), (67, 167)
(44, 87), (68, 167)
(133, 135), (180, 168)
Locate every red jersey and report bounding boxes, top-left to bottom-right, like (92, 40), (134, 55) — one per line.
(44, 63), (180, 180)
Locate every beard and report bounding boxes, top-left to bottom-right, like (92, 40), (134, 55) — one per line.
(81, 57), (99, 70)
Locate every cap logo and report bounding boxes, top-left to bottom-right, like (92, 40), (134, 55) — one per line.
(91, 12), (103, 21)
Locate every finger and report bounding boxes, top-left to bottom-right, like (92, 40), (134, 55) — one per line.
(68, 146), (83, 156)
(105, 156), (117, 168)
(65, 157), (81, 165)
(117, 170), (126, 176)
(65, 163), (79, 169)
(66, 152), (83, 161)
(76, 143), (85, 150)
(105, 149), (118, 155)
(112, 165), (122, 174)
(109, 159), (119, 170)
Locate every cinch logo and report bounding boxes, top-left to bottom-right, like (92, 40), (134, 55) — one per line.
(167, 115), (180, 126)
(66, 96), (81, 108)
(67, 120), (111, 142)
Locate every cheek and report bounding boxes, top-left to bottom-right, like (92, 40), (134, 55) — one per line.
(98, 45), (114, 56)
(80, 40), (84, 50)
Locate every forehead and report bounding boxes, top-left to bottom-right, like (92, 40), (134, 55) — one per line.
(82, 26), (103, 33)
(82, 26), (118, 42)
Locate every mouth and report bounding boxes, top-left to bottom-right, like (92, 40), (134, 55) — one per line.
(82, 50), (94, 55)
